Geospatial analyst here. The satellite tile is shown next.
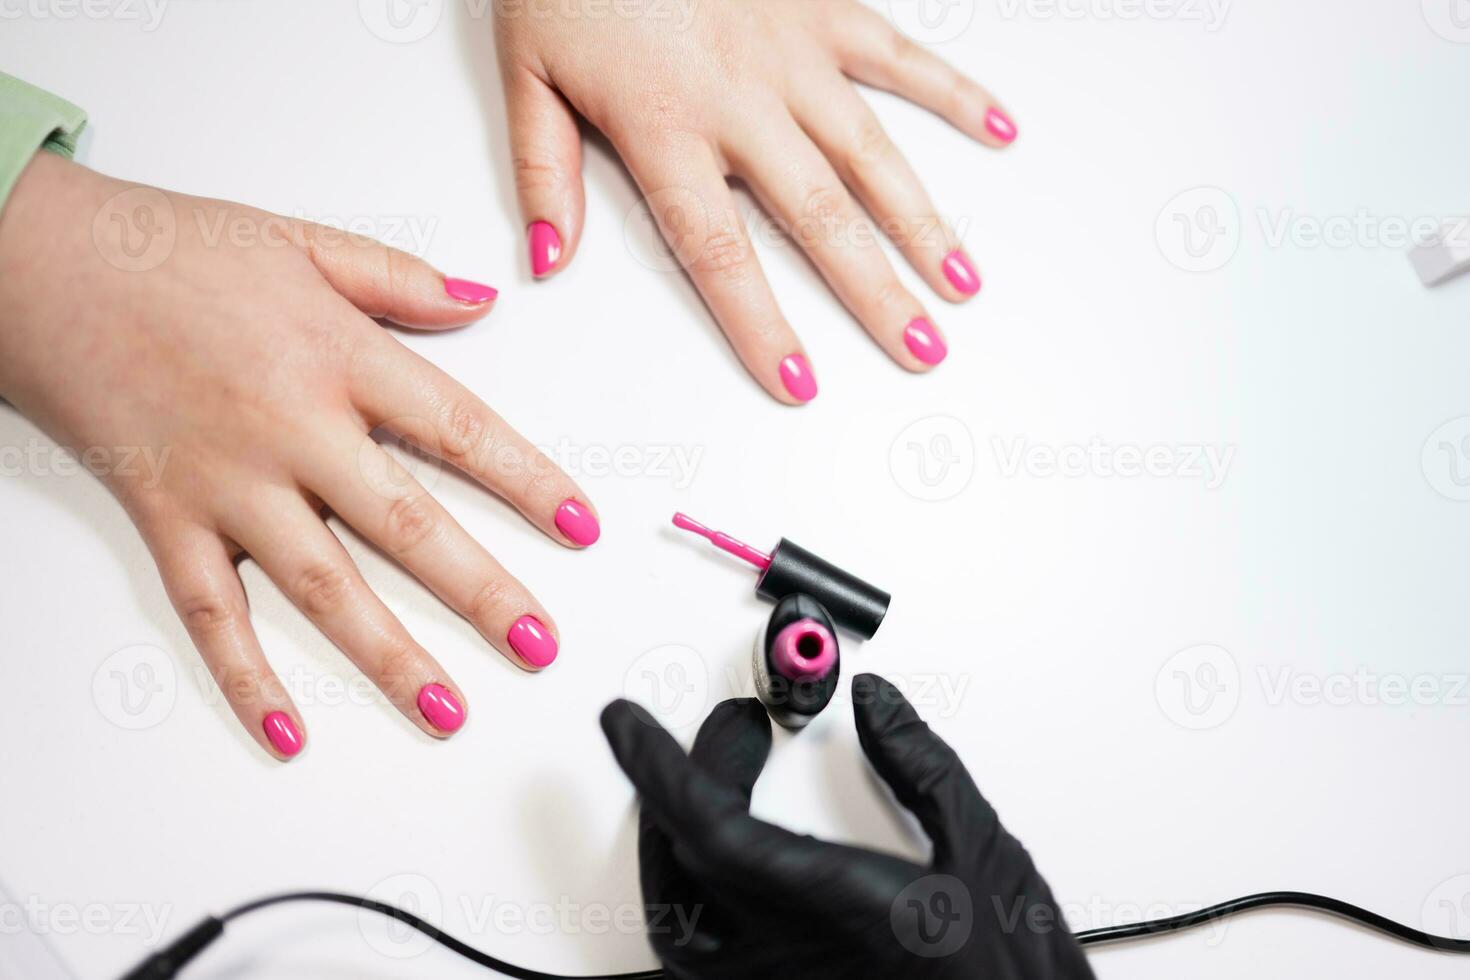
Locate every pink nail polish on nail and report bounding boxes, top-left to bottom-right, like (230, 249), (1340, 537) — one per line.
(508, 615), (558, 668)
(417, 683), (465, 734)
(444, 277), (498, 304)
(779, 354), (818, 403)
(528, 221), (562, 277)
(555, 499), (600, 546)
(262, 711), (303, 758)
(985, 107), (1018, 144)
(942, 250), (981, 296)
(904, 317), (948, 366)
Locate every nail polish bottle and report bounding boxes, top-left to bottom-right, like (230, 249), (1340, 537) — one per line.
(754, 593), (840, 730)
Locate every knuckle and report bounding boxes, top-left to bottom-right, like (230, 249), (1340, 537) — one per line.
(799, 185), (849, 227)
(467, 578), (518, 630)
(439, 399), (489, 462)
(691, 226), (752, 283)
(376, 642), (424, 695)
(383, 494), (437, 553)
(512, 155), (568, 196)
(870, 277), (913, 317)
(178, 594), (238, 637)
(295, 563), (353, 617)
(848, 117), (896, 175)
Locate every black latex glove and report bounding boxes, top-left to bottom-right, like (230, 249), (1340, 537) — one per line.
(600, 673), (1096, 980)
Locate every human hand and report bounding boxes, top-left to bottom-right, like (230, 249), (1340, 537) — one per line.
(600, 675), (1094, 979)
(494, 0), (1014, 402)
(0, 153), (601, 760)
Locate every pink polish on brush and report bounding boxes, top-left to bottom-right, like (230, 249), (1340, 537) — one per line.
(779, 354), (818, 403)
(555, 499), (601, 546)
(942, 250), (981, 296)
(443, 277), (498, 304)
(528, 221), (562, 277)
(417, 683), (465, 734)
(262, 711), (303, 758)
(985, 107), (1018, 144)
(508, 615), (558, 668)
(904, 317), (948, 365)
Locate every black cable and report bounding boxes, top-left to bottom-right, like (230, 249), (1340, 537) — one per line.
(119, 887), (1470, 980)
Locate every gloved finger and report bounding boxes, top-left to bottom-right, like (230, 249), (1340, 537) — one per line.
(603, 700), (919, 923)
(851, 673), (998, 868)
(689, 698), (773, 805)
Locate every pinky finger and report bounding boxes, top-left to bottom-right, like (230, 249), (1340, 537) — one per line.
(830, 5), (1018, 148)
(145, 521), (306, 762)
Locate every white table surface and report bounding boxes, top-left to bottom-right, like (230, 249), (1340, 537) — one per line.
(3, 2), (1469, 977)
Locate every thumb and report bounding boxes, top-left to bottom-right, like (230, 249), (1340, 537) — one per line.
(504, 66), (583, 279)
(852, 674), (998, 868)
(295, 220), (497, 330)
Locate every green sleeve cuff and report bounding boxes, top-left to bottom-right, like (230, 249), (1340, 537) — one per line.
(0, 72), (87, 209)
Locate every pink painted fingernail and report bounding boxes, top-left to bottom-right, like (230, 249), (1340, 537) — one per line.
(417, 683), (465, 734)
(904, 317), (948, 366)
(555, 498), (600, 546)
(508, 615), (558, 668)
(444, 277), (498, 304)
(985, 107), (1018, 144)
(779, 354), (818, 403)
(262, 711), (303, 758)
(942, 250), (981, 296)
(528, 221), (562, 277)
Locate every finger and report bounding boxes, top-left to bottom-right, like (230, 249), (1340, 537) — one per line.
(350, 336), (600, 548)
(829, 5), (1018, 150)
(293, 220), (498, 329)
(145, 520), (306, 761)
(225, 490), (470, 737)
(851, 674), (996, 867)
(617, 133), (817, 404)
(301, 426), (562, 671)
(504, 66), (583, 279)
(789, 78), (972, 308)
(725, 112), (947, 371)
(601, 700), (917, 918)
(689, 698), (773, 805)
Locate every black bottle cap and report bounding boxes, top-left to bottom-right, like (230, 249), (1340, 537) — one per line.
(756, 538), (890, 639)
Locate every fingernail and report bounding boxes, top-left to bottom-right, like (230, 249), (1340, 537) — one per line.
(985, 107), (1018, 144)
(779, 354), (818, 403)
(508, 615), (558, 668)
(444, 277), (498, 304)
(555, 498), (601, 546)
(417, 683), (466, 734)
(262, 711), (303, 758)
(942, 250), (981, 296)
(528, 221), (562, 278)
(904, 317), (948, 366)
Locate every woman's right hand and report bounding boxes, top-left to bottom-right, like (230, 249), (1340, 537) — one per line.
(0, 152), (601, 760)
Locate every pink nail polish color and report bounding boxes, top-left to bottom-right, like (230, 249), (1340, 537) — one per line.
(942, 250), (981, 296)
(779, 354), (818, 403)
(443, 277), (498, 304)
(904, 317), (948, 365)
(770, 618), (838, 683)
(528, 221), (562, 277)
(508, 615), (558, 668)
(262, 711), (303, 758)
(417, 683), (465, 734)
(985, 107), (1018, 144)
(555, 499), (601, 546)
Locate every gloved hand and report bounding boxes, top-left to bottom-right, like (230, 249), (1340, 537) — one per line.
(600, 674), (1095, 980)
